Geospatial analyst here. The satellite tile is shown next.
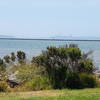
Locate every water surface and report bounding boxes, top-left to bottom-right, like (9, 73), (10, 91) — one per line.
(0, 40), (100, 68)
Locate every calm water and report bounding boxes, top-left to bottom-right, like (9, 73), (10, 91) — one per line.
(0, 40), (100, 68)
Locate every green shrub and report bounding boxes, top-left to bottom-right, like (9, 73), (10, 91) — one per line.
(80, 73), (97, 88)
(0, 81), (8, 92)
(66, 72), (97, 89)
(66, 72), (82, 89)
(13, 64), (46, 83)
(79, 60), (95, 74)
(22, 76), (52, 91)
(32, 44), (95, 89)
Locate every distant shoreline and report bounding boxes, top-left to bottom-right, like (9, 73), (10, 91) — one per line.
(0, 38), (100, 41)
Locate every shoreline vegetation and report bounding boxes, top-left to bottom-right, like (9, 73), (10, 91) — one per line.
(0, 38), (100, 41)
(0, 44), (100, 100)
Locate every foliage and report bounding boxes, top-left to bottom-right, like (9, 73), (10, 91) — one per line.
(3, 51), (26, 65)
(3, 55), (10, 63)
(0, 81), (8, 92)
(0, 58), (6, 72)
(11, 64), (52, 91)
(66, 72), (82, 89)
(10, 52), (16, 62)
(0, 59), (7, 81)
(0, 44), (97, 91)
(32, 44), (95, 89)
(12, 64), (47, 83)
(80, 73), (97, 88)
(17, 51), (26, 64)
(22, 76), (52, 91)
(66, 72), (97, 89)
(79, 60), (95, 74)
(67, 47), (81, 61)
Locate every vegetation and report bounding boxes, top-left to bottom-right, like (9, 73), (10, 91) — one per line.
(80, 73), (97, 88)
(0, 44), (99, 92)
(22, 76), (52, 91)
(17, 51), (26, 64)
(11, 64), (52, 91)
(13, 64), (46, 83)
(0, 81), (8, 92)
(32, 44), (96, 89)
(66, 72), (82, 89)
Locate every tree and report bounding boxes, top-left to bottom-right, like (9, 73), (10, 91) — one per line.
(0, 59), (6, 72)
(32, 44), (95, 89)
(0, 58), (7, 81)
(17, 51), (26, 64)
(3, 55), (10, 63)
(78, 60), (95, 74)
(32, 46), (69, 88)
(10, 52), (16, 62)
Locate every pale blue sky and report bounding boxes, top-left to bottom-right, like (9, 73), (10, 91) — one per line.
(0, 0), (100, 38)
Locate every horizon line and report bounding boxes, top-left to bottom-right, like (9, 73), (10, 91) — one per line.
(0, 38), (100, 41)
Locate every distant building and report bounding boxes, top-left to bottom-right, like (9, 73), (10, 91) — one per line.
(94, 71), (100, 78)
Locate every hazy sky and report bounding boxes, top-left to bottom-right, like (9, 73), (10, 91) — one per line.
(0, 0), (100, 38)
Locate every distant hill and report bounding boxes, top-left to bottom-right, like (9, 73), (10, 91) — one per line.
(50, 35), (100, 40)
(0, 35), (14, 38)
(0, 34), (100, 40)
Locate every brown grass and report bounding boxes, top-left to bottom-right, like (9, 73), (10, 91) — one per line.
(0, 88), (100, 98)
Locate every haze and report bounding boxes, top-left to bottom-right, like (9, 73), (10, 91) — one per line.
(0, 0), (100, 38)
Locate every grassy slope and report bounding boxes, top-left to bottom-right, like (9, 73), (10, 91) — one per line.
(0, 88), (100, 100)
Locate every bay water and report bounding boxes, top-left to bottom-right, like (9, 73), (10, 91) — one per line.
(0, 40), (100, 69)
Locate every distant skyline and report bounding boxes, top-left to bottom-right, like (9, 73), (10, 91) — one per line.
(0, 0), (100, 38)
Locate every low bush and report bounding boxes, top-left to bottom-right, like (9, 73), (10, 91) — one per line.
(66, 72), (97, 89)
(80, 73), (97, 88)
(12, 64), (46, 83)
(66, 72), (82, 89)
(0, 81), (8, 92)
(22, 76), (52, 91)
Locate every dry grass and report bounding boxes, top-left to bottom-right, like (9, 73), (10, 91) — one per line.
(0, 89), (100, 100)
(0, 88), (100, 98)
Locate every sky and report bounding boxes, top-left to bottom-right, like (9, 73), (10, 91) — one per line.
(0, 0), (100, 38)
